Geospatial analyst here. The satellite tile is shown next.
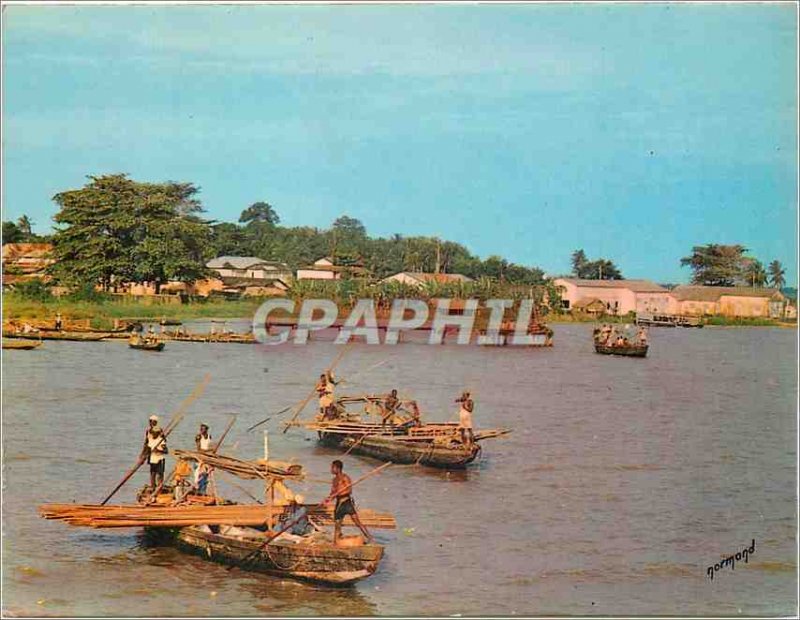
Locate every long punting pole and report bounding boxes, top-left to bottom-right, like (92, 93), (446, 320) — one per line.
(232, 461), (393, 570)
(282, 343), (350, 433)
(99, 373), (211, 506)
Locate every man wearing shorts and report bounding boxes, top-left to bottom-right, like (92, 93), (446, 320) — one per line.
(330, 460), (372, 544)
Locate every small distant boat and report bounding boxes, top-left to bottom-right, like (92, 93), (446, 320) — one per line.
(594, 343), (648, 357)
(159, 319), (182, 326)
(129, 340), (165, 352)
(2, 339), (42, 350)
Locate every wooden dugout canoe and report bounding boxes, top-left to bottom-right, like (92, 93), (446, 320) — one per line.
(3, 330), (110, 342)
(129, 340), (166, 352)
(2, 339), (42, 350)
(155, 525), (384, 585)
(594, 343), (649, 357)
(319, 431), (482, 469)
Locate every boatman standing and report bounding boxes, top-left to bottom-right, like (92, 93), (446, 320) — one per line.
(381, 389), (400, 425)
(141, 415), (168, 490)
(455, 391), (475, 446)
(330, 460), (372, 544)
(195, 423), (213, 451)
(316, 371), (338, 419)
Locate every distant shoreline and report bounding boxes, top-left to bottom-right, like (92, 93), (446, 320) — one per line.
(3, 295), (795, 331)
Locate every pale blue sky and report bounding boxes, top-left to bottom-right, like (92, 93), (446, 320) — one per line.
(2, 4), (797, 283)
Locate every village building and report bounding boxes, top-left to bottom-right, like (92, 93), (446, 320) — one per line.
(553, 278), (675, 316)
(296, 257), (369, 281)
(206, 256), (293, 282)
(380, 272), (474, 288)
(671, 285), (788, 318)
(1, 243), (54, 285)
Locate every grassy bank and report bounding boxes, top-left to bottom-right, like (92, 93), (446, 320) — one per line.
(2, 293), (263, 329)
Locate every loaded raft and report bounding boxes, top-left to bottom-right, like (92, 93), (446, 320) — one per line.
(39, 450), (395, 585)
(289, 395), (511, 469)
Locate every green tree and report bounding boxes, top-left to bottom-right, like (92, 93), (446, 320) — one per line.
(680, 244), (748, 286)
(49, 174), (213, 292)
(570, 249), (623, 280)
(2, 221), (23, 244)
(571, 249), (588, 277)
(239, 201), (280, 226)
(741, 258), (768, 287)
(16, 215), (33, 237)
(768, 260), (786, 290)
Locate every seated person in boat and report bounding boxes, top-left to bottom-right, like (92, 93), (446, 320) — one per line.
(455, 391), (475, 446)
(407, 401), (422, 427)
(195, 423), (213, 452)
(637, 327), (648, 345)
(614, 335), (625, 347)
(330, 460), (373, 544)
(173, 458), (194, 502)
(280, 495), (316, 537)
(141, 415), (168, 490)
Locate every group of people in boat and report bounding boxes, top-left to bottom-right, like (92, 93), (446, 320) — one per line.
(129, 324), (161, 346)
(138, 414), (372, 545)
(140, 416), (213, 498)
(314, 371), (476, 447)
(593, 324), (648, 347)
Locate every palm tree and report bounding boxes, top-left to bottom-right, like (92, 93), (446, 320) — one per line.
(742, 259), (768, 287)
(768, 260), (786, 290)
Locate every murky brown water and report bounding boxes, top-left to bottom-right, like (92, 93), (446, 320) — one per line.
(2, 323), (797, 616)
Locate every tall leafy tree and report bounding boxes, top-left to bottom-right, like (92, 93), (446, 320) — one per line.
(16, 215), (33, 237)
(570, 249), (623, 279)
(239, 201), (280, 226)
(49, 174), (212, 291)
(680, 244), (748, 286)
(768, 260), (786, 290)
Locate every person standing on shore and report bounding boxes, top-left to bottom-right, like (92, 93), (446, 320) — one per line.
(330, 460), (372, 544)
(54, 312), (63, 331)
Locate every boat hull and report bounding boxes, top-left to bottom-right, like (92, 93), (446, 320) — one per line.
(2, 339), (42, 350)
(321, 432), (480, 469)
(2, 331), (109, 342)
(594, 343), (648, 357)
(151, 525), (383, 585)
(129, 341), (165, 351)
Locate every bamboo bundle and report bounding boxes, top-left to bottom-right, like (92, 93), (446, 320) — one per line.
(172, 450), (304, 481)
(38, 503), (395, 529)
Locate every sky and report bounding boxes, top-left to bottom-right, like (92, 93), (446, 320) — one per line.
(2, 3), (797, 284)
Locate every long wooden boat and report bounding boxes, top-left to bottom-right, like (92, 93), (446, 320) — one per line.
(294, 395), (511, 469)
(161, 524), (384, 585)
(2, 330), (110, 342)
(475, 326), (553, 347)
(39, 452), (392, 586)
(2, 339), (42, 350)
(129, 340), (165, 352)
(321, 431), (481, 468)
(163, 332), (256, 344)
(594, 343), (648, 357)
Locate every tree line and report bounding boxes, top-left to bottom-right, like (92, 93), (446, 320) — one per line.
(3, 174), (546, 292)
(2, 174), (789, 295)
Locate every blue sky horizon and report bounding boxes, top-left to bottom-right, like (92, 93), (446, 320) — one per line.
(2, 4), (797, 284)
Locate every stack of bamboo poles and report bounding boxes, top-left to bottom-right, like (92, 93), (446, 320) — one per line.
(38, 503), (396, 529)
(173, 450), (304, 481)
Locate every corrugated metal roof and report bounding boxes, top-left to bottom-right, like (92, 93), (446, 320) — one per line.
(556, 278), (667, 293)
(206, 256), (288, 270)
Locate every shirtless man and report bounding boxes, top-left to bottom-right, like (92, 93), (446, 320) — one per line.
(330, 460), (372, 544)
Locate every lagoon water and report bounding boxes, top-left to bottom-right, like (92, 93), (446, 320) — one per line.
(2, 323), (797, 616)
